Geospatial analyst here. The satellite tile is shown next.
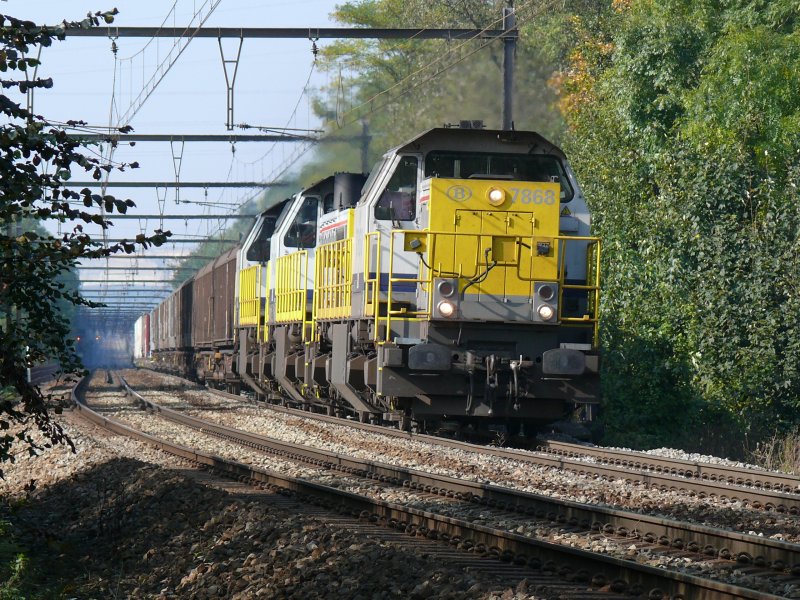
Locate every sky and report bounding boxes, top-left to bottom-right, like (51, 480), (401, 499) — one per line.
(5, 0), (344, 298)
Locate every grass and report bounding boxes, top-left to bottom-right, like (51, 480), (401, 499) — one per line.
(748, 428), (800, 474)
(0, 521), (28, 600)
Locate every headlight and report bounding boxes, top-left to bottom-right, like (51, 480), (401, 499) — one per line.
(437, 279), (456, 298)
(538, 284), (555, 301)
(487, 187), (506, 206)
(437, 300), (456, 318)
(537, 304), (555, 321)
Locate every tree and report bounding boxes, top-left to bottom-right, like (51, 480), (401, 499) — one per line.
(557, 0), (800, 454)
(308, 0), (569, 174)
(0, 10), (170, 475)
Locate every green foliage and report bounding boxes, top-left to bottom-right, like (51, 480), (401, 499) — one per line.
(562, 0), (800, 454)
(308, 0), (567, 172)
(0, 11), (170, 473)
(0, 520), (27, 600)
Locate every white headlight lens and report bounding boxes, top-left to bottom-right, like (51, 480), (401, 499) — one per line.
(437, 300), (456, 318)
(537, 304), (555, 321)
(487, 188), (505, 206)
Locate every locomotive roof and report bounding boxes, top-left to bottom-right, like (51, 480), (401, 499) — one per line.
(391, 127), (567, 160)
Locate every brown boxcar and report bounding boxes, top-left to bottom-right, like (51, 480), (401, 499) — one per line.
(192, 247), (238, 349)
(149, 307), (160, 353)
(178, 277), (193, 350)
(164, 277), (194, 350)
(157, 301), (168, 351)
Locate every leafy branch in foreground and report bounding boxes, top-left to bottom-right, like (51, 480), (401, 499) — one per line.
(0, 10), (171, 475)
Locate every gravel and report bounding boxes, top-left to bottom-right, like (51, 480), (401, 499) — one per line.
(1, 377), (559, 600)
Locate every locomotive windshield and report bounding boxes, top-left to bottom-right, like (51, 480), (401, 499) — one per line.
(424, 151), (574, 201)
(245, 217), (273, 262)
(245, 199), (291, 262)
(284, 196), (320, 249)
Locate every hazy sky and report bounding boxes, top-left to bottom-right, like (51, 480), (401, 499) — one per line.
(5, 1), (344, 284)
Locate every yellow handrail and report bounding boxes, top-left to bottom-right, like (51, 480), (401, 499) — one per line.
(238, 265), (261, 328)
(263, 264), (271, 343)
(363, 231), (381, 337)
(274, 251), (309, 333)
(314, 238), (353, 321)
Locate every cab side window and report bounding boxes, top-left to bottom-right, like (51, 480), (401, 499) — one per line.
(374, 156), (418, 221)
(284, 197), (319, 249)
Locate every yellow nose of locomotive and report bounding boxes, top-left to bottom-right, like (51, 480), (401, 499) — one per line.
(422, 177), (561, 304)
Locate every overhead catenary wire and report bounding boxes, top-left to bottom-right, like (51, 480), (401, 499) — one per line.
(112, 0), (224, 127)
(230, 1), (535, 203)
(235, 61), (317, 167)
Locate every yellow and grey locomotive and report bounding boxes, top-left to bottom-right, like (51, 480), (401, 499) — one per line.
(234, 126), (600, 430)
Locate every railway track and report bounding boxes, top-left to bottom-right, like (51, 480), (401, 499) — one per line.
(196, 384), (800, 516)
(538, 440), (800, 495)
(78, 370), (800, 599)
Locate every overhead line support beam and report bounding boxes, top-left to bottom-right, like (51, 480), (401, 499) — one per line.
(70, 134), (319, 143)
(65, 181), (285, 188)
(99, 214), (257, 220)
(79, 279), (179, 283)
(80, 255), (220, 260)
(64, 27), (507, 40)
(95, 238), (238, 243)
(77, 266), (198, 271)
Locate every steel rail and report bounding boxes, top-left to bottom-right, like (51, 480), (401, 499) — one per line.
(539, 440), (800, 494)
(74, 376), (789, 600)
(28, 363), (60, 385)
(118, 376), (800, 576)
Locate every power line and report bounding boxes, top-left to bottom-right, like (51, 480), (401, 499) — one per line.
(111, 0), (223, 126)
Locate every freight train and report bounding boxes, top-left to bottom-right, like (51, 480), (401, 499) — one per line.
(133, 125), (600, 432)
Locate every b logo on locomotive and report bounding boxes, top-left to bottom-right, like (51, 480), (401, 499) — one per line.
(445, 185), (472, 202)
